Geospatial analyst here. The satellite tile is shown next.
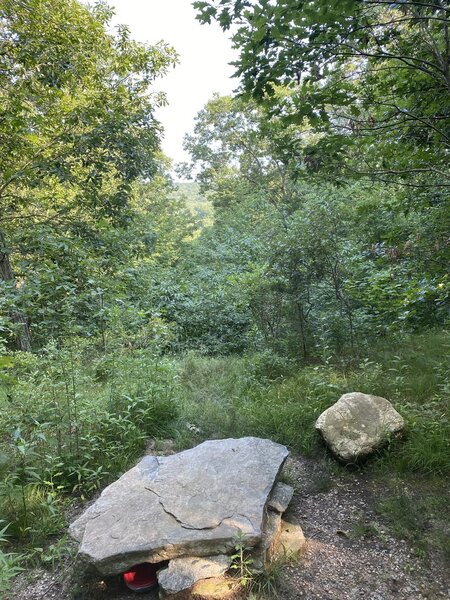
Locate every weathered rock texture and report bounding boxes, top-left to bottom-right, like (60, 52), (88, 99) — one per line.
(268, 482), (294, 514)
(69, 437), (288, 575)
(158, 555), (231, 596)
(249, 482), (292, 571)
(259, 510), (282, 565)
(275, 519), (306, 559)
(190, 577), (240, 599)
(315, 392), (405, 461)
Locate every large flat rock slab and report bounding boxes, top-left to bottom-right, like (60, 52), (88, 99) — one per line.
(69, 437), (288, 575)
(315, 392), (405, 461)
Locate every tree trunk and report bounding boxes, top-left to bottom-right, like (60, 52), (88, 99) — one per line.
(0, 230), (32, 351)
(295, 300), (308, 360)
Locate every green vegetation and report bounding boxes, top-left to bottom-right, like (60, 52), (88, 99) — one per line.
(0, 0), (449, 595)
(377, 484), (450, 562)
(175, 330), (449, 475)
(350, 477), (450, 564)
(1, 332), (448, 584)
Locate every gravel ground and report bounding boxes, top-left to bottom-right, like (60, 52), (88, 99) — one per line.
(13, 453), (450, 600)
(277, 456), (450, 600)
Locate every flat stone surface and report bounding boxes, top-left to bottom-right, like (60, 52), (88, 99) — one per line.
(315, 392), (405, 461)
(158, 555), (231, 596)
(69, 437), (288, 575)
(268, 482), (294, 514)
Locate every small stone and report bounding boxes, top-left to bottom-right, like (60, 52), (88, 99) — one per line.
(251, 510), (282, 571)
(267, 482), (294, 514)
(275, 519), (306, 559)
(191, 576), (240, 599)
(158, 555), (231, 596)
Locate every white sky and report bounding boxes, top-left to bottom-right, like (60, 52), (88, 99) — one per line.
(109, 0), (238, 168)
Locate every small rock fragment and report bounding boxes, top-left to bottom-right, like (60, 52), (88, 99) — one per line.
(158, 555), (231, 596)
(252, 510), (282, 571)
(191, 576), (240, 599)
(275, 519), (306, 559)
(267, 482), (294, 514)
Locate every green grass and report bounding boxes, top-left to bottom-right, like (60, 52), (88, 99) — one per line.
(0, 339), (179, 570)
(348, 476), (450, 564)
(0, 329), (448, 587)
(176, 330), (450, 475)
(375, 477), (450, 561)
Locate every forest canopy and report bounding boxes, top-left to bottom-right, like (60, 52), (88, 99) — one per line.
(0, 0), (177, 350)
(194, 0), (450, 186)
(0, 0), (448, 356)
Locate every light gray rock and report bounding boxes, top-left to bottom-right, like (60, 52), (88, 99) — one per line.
(158, 555), (230, 596)
(69, 437), (288, 575)
(315, 392), (405, 461)
(267, 482), (294, 514)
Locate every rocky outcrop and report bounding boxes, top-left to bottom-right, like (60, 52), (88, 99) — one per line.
(69, 437), (289, 576)
(315, 392), (405, 461)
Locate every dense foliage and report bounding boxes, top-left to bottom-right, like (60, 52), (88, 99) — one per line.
(178, 94), (448, 358)
(0, 0), (448, 594)
(194, 0), (450, 184)
(0, 0), (176, 350)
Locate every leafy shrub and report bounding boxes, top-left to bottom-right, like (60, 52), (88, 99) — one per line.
(0, 521), (24, 593)
(0, 340), (179, 547)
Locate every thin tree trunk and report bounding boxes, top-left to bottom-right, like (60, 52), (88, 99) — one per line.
(0, 229), (32, 351)
(295, 300), (308, 360)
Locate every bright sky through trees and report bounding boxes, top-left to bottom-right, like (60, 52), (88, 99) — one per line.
(109, 0), (237, 169)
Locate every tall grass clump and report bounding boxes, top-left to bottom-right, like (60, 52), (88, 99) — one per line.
(176, 350), (342, 453)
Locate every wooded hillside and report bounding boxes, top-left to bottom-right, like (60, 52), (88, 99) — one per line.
(0, 1), (448, 597)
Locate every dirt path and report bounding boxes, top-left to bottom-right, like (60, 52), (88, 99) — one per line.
(278, 456), (449, 600)
(14, 454), (450, 600)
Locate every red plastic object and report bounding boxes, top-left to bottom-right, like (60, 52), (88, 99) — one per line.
(123, 563), (158, 592)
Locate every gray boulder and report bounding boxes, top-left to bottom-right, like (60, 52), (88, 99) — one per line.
(315, 392), (405, 461)
(69, 437), (288, 575)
